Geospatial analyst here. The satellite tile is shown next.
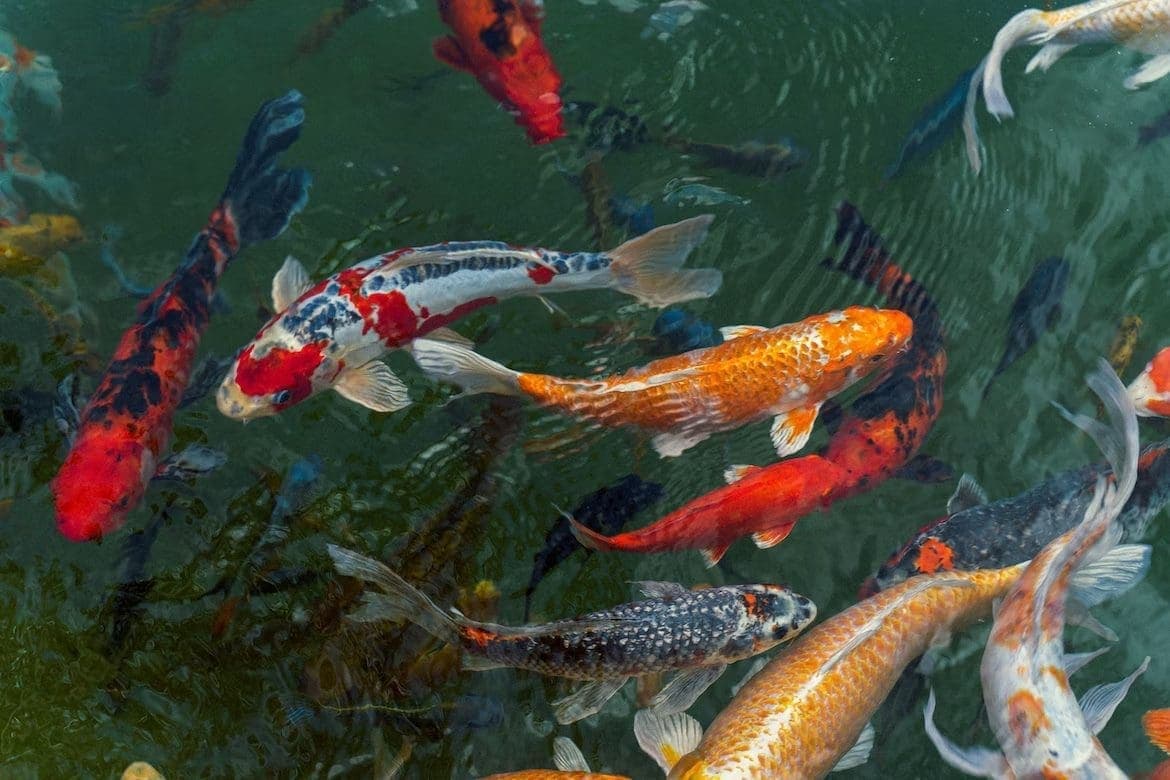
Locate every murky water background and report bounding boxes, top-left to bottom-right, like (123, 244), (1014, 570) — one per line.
(3, 0), (1170, 776)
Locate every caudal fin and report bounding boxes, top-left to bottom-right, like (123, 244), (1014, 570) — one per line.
(608, 215), (722, 307)
(410, 338), (523, 397)
(982, 10), (1050, 120)
(1144, 708), (1170, 755)
(218, 90), (312, 250)
(326, 544), (461, 644)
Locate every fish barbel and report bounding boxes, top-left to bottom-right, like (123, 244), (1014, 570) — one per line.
(413, 306), (913, 458)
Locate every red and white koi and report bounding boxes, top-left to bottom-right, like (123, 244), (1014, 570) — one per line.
(1128, 346), (1170, 417)
(216, 216), (719, 420)
(926, 360), (1152, 778)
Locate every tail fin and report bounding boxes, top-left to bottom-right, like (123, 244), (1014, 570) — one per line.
(962, 57), (988, 173)
(634, 710), (703, 775)
(608, 215), (722, 307)
(326, 544), (461, 644)
(824, 202), (943, 348)
(410, 338), (523, 397)
(982, 10), (1050, 120)
(218, 90), (312, 250)
(569, 515), (623, 553)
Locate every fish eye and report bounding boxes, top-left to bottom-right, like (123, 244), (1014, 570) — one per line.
(273, 390), (291, 405)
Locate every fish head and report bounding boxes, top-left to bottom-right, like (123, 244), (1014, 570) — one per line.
(1128, 347), (1170, 418)
(216, 326), (338, 421)
(816, 307), (914, 388)
(726, 584), (816, 655)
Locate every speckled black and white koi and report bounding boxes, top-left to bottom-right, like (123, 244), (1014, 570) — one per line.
(216, 216), (720, 420)
(327, 544), (815, 724)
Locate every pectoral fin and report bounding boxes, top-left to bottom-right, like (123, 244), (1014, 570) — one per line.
(551, 678), (627, 724)
(650, 664), (726, 715)
(830, 722), (874, 772)
(334, 361), (411, 412)
(699, 543), (731, 568)
(723, 464), (760, 484)
(770, 403), (822, 456)
(552, 737), (590, 772)
(432, 36), (473, 72)
(272, 255), (312, 311)
(1126, 54), (1170, 89)
(424, 327), (474, 348)
(651, 429), (710, 458)
(1079, 656), (1150, 735)
(634, 581), (689, 600)
(752, 525), (794, 549)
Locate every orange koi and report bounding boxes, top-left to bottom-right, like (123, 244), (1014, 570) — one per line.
(572, 454), (846, 566)
(481, 736), (629, 779)
(412, 306), (913, 458)
(433, 0), (565, 144)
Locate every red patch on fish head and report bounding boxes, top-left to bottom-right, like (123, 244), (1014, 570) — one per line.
(526, 263), (555, 285)
(914, 537), (955, 573)
(13, 45), (35, 69)
(462, 625), (496, 648)
(53, 433), (147, 541)
(1149, 348), (1170, 394)
(232, 342), (327, 411)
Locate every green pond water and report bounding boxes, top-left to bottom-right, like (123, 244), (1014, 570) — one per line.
(3, 0), (1170, 776)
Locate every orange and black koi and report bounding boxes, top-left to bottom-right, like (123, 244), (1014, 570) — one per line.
(50, 90), (311, 542)
(817, 201), (947, 500)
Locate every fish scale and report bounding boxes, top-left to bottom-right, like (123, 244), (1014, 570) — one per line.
(472, 589), (765, 679)
(670, 567), (1023, 779)
(1045, 0), (1170, 40)
(517, 307), (907, 433)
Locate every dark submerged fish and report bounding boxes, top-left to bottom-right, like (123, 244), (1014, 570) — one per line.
(648, 307), (722, 356)
(884, 67), (976, 180)
(862, 439), (1170, 596)
(666, 136), (808, 178)
(142, 6), (187, 96)
(523, 473), (664, 621)
(329, 544), (816, 724)
(1139, 107), (1170, 146)
(983, 255), (1069, 397)
(293, 0), (373, 60)
(563, 100), (651, 152)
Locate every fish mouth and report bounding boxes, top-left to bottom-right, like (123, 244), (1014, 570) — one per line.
(215, 383), (275, 421)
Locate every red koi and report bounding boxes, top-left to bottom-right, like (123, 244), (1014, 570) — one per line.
(433, 0), (565, 144)
(50, 91), (311, 541)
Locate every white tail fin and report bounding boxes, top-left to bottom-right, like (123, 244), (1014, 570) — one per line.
(634, 709), (703, 775)
(962, 57), (989, 173)
(982, 9), (1050, 120)
(326, 544), (462, 643)
(409, 338), (522, 397)
(608, 215), (722, 307)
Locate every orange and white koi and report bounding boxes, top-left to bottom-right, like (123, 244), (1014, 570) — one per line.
(926, 360), (1152, 778)
(1128, 346), (1170, 417)
(412, 306), (913, 458)
(1145, 709), (1170, 779)
(964, 0), (1170, 171)
(216, 217), (718, 420)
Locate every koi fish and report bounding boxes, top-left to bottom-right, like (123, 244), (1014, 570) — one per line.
(572, 455), (846, 566)
(863, 436), (1170, 597)
(50, 91), (311, 542)
(926, 360), (1152, 777)
(664, 137), (808, 179)
(482, 736), (629, 779)
(648, 308), (721, 356)
(413, 306), (912, 458)
(815, 202), (948, 500)
(328, 544), (815, 724)
(524, 474), (664, 621)
(1107, 314), (1143, 383)
(215, 216), (719, 420)
(1145, 709), (1170, 778)
(0, 214), (83, 255)
(964, 0), (1170, 171)
(884, 66), (978, 180)
(983, 255), (1069, 397)
(1128, 346), (1170, 417)
(432, 0), (565, 144)
(563, 100), (651, 153)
